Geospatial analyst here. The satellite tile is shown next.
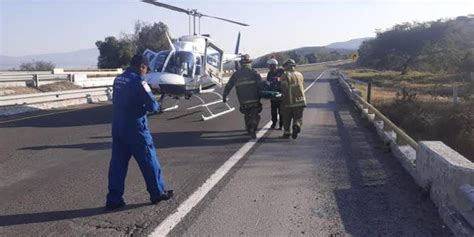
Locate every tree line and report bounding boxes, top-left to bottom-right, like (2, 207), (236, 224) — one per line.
(252, 47), (353, 68)
(95, 21), (171, 69)
(357, 15), (474, 74)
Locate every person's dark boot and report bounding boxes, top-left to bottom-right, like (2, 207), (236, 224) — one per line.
(250, 131), (257, 139)
(270, 122), (276, 129)
(280, 134), (290, 139)
(292, 125), (300, 139)
(151, 190), (174, 204)
(104, 201), (126, 211)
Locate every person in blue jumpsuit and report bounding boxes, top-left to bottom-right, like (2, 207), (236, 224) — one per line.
(106, 55), (173, 210)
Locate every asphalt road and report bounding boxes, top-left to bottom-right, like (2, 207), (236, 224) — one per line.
(0, 68), (452, 236)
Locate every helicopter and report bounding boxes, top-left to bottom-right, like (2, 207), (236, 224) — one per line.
(141, 0), (249, 121)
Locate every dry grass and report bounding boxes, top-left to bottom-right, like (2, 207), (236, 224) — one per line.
(353, 84), (397, 105)
(1, 87), (41, 95)
(345, 69), (474, 161)
(38, 81), (82, 92)
(0, 82), (83, 96)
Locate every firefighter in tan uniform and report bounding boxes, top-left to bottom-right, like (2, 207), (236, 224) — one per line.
(280, 59), (306, 139)
(222, 54), (263, 139)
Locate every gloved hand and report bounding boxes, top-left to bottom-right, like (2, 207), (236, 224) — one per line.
(223, 97), (228, 103)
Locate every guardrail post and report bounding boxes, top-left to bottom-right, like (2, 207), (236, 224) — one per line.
(367, 80), (372, 104)
(33, 74), (39, 87)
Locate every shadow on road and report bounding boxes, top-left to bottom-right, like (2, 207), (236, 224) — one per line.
(325, 78), (452, 236)
(1, 105), (113, 128)
(0, 203), (149, 227)
(18, 130), (249, 151)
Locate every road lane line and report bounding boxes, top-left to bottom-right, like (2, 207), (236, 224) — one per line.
(149, 71), (326, 237)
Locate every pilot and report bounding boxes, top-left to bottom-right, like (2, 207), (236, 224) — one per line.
(222, 54), (263, 139)
(106, 54), (173, 210)
(280, 59), (306, 139)
(266, 57), (284, 130)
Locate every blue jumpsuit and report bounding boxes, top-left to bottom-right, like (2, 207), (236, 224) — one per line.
(106, 68), (166, 206)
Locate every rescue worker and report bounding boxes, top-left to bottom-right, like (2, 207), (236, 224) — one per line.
(266, 58), (284, 129)
(223, 54), (263, 139)
(280, 59), (306, 139)
(106, 55), (173, 210)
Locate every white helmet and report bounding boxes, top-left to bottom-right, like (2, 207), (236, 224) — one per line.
(266, 58), (278, 65)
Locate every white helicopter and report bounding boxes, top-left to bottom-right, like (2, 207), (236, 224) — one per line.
(141, 0), (249, 120)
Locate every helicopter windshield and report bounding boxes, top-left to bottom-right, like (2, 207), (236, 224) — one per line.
(151, 50), (170, 72)
(165, 51), (195, 77)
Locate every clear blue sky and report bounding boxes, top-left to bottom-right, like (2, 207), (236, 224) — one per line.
(1, 0), (473, 57)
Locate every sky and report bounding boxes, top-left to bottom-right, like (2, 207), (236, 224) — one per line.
(1, 0), (473, 57)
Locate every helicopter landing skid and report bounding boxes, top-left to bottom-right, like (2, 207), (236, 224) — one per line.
(187, 91), (235, 121)
(158, 93), (180, 112)
(162, 104), (179, 112)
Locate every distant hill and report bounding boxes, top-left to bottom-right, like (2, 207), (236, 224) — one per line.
(325, 37), (373, 50)
(250, 37), (372, 68)
(252, 46), (356, 68)
(0, 48), (99, 70)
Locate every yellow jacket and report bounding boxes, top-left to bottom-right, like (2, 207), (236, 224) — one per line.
(280, 68), (306, 108)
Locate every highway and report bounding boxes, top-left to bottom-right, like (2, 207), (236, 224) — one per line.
(0, 68), (452, 236)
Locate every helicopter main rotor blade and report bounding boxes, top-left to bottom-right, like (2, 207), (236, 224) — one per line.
(142, 0), (191, 15)
(200, 14), (249, 27)
(142, 0), (249, 27)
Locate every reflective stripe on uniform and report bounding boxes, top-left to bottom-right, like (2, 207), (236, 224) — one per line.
(235, 80), (257, 87)
(241, 99), (259, 104)
(284, 102), (305, 108)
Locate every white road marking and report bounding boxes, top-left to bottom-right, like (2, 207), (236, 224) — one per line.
(149, 71), (326, 237)
(305, 71), (325, 93)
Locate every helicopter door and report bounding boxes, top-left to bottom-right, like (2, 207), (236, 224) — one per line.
(204, 40), (224, 86)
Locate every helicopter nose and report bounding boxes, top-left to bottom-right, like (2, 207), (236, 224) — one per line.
(159, 73), (186, 86)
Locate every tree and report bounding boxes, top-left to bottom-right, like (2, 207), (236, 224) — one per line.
(96, 36), (135, 69)
(357, 16), (474, 74)
(135, 21), (171, 54)
(19, 60), (55, 71)
(462, 50), (474, 73)
(95, 21), (171, 68)
(305, 53), (320, 63)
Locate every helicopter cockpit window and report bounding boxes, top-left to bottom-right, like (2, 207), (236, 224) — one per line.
(165, 51), (195, 77)
(152, 50), (170, 72)
(206, 47), (222, 70)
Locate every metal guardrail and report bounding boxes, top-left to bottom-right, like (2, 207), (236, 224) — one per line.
(353, 93), (418, 149)
(63, 69), (120, 72)
(0, 71), (118, 88)
(0, 87), (112, 107)
(0, 71), (52, 75)
(339, 72), (418, 149)
(0, 73), (71, 86)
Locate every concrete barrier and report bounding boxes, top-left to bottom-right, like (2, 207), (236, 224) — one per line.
(72, 74), (115, 88)
(416, 142), (474, 236)
(337, 71), (474, 236)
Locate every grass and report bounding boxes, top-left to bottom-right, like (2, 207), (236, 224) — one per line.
(0, 81), (83, 96)
(345, 69), (474, 162)
(38, 81), (82, 92)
